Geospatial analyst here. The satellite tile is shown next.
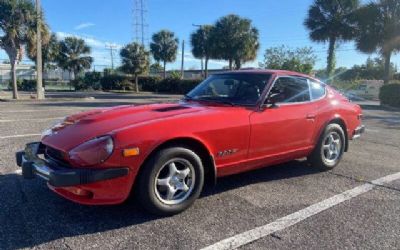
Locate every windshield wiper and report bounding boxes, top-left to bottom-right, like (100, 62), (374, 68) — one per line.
(196, 97), (235, 106)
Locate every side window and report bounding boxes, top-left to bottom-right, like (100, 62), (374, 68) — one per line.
(309, 80), (326, 100)
(270, 77), (310, 103)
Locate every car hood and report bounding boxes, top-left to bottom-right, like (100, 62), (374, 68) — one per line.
(41, 102), (207, 151)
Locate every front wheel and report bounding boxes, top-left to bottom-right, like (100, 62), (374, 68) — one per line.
(308, 123), (345, 170)
(136, 147), (204, 215)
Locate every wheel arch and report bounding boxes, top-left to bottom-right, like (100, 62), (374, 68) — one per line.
(319, 117), (349, 152)
(137, 137), (217, 187)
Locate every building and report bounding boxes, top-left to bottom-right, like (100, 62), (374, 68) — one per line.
(347, 80), (384, 100)
(0, 63), (35, 84)
(0, 63), (72, 88)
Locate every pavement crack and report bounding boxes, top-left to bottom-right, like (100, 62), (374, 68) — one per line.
(270, 233), (282, 240)
(328, 172), (400, 193)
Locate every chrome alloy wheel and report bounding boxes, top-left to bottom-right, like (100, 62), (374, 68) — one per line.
(154, 158), (195, 205)
(321, 131), (342, 163)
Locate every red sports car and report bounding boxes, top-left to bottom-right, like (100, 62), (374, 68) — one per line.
(16, 70), (364, 215)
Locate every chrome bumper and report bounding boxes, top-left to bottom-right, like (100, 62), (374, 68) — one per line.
(352, 125), (365, 139)
(16, 142), (129, 187)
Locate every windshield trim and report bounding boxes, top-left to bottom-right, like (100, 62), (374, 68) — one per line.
(185, 73), (272, 107)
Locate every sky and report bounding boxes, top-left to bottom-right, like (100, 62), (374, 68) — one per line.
(1, 0), (399, 71)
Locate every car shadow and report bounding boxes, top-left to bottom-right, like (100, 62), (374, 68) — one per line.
(0, 160), (320, 249)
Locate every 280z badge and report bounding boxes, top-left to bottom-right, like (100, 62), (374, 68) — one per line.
(217, 149), (238, 157)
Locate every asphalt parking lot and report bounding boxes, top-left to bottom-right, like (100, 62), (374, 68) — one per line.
(0, 92), (399, 250)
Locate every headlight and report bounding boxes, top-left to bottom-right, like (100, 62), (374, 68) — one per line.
(69, 136), (114, 167)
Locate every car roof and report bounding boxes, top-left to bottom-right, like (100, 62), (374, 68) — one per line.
(215, 69), (322, 83)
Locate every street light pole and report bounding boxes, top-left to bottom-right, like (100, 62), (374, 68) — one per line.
(181, 40), (185, 79)
(36, 0), (44, 99)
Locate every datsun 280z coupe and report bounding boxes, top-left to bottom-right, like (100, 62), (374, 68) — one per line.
(16, 70), (364, 215)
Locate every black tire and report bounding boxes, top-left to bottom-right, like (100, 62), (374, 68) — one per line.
(136, 147), (204, 216)
(308, 123), (346, 170)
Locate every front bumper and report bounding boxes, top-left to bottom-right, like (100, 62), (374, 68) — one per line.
(352, 125), (365, 139)
(16, 142), (129, 187)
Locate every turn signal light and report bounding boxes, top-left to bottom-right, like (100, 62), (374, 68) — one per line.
(65, 187), (93, 198)
(123, 147), (140, 157)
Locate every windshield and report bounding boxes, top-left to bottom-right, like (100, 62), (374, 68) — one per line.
(185, 73), (271, 106)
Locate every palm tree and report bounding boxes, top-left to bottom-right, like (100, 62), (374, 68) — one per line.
(0, 0), (36, 99)
(120, 42), (149, 92)
(150, 30), (178, 79)
(210, 14), (260, 70)
(305, 0), (360, 78)
(56, 37), (93, 88)
(190, 25), (213, 77)
(27, 27), (60, 70)
(354, 0), (400, 84)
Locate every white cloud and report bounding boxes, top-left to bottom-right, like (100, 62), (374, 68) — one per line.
(74, 22), (95, 30)
(55, 32), (122, 49)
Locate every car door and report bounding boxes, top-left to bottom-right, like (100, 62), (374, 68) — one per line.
(248, 76), (318, 165)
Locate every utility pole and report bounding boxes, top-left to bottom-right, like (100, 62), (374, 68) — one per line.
(181, 40), (185, 79)
(105, 44), (118, 70)
(36, 0), (44, 99)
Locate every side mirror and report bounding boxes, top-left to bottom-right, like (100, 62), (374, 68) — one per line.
(268, 93), (281, 104)
(261, 92), (281, 110)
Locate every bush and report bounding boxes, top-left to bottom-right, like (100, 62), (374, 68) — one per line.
(71, 73), (201, 93)
(140, 76), (162, 92)
(157, 78), (201, 94)
(7, 79), (36, 91)
(73, 72), (102, 91)
(379, 83), (400, 107)
(100, 74), (132, 90)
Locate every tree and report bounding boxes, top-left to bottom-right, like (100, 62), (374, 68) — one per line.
(305, 0), (360, 79)
(262, 45), (317, 74)
(211, 14), (260, 70)
(354, 0), (400, 84)
(149, 62), (163, 75)
(56, 37), (93, 89)
(120, 42), (149, 92)
(27, 32), (59, 70)
(190, 25), (213, 77)
(338, 57), (397, 81)
(0, 0), (36, 99)
(150, 30), (178, 79)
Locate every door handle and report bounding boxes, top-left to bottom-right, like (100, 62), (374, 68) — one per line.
(306, 114), (316, 120)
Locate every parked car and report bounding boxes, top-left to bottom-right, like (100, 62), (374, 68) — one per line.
(16, 70), (364, 215)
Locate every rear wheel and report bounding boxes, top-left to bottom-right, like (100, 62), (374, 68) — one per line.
(308, 123), (345, 170)
(136, 147), (204, 215)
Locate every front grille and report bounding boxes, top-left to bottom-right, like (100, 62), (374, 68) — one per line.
(45, 146), (69, 166)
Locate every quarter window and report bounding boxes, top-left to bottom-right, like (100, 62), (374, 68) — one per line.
(269, 77), (310, 103)
(309, 80), (326, 100)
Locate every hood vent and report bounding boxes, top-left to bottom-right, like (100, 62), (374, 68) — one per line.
(153, 106), (190, 112)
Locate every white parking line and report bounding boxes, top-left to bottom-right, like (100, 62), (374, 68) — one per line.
(0, 134), (41, 139)
(0, 117), (64, 123)
(201, 171), (400, 250)
(0, 108), (83, 113)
